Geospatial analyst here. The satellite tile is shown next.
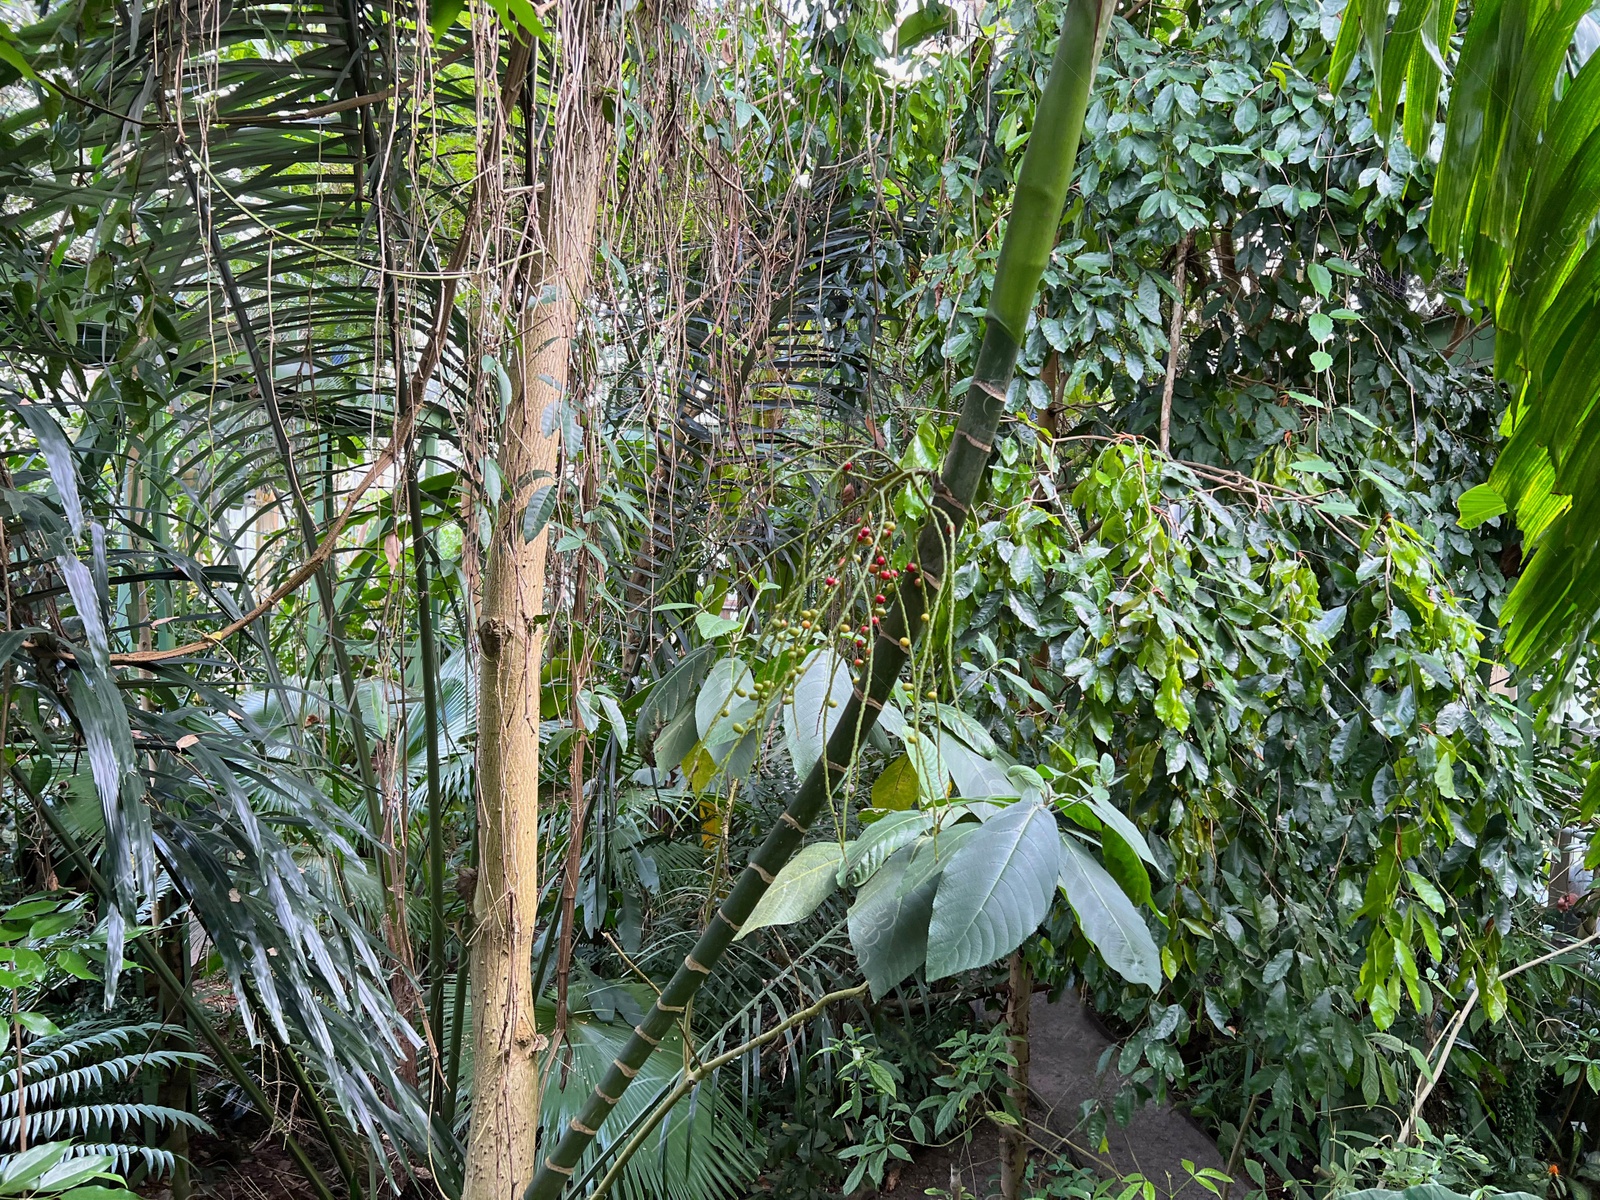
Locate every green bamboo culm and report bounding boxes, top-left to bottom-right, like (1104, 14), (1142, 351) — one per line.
(522, 3), (1115, 1195)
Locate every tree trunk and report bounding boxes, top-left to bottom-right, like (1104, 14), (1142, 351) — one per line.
(1000, 953), (1033, 1200)
(464, 11), (618, 1200)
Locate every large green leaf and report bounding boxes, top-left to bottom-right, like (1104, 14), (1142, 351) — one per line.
(848, 845), (938, 999)
(1058, 835), (1161, 989)
(840, 809), (934, 884)
(848, 825), (976, 998)
(781, 649), (853, 776)
(1455, 483), (1508, 528)
(736, 842), (847, 939)
(695, 656), (757, 746)
(925, 801), (1061, 980)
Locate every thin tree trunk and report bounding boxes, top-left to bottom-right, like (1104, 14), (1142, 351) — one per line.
(464, 9), (618, 1199)
(524, 2), (1117, 1192)
(1000, 952), (1033, 1200)
(1217, 225), (1242, 295)
(157, 895), (192, 1200)
(1158, 232), (1191, 455)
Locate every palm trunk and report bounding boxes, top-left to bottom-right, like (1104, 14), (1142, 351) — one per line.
(464, 9), (619, 1200)
(523, 3), (1115, 1194)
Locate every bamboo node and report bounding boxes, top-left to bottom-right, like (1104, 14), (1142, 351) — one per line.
(779, 811), (807, 832)
(957, 427), (994, 454)
(613, 1057), (639, 1078)
(852, 685), (883, 710)
(750, 861), (775, 884)
(685, 954), (711, 974)
(570, 1118), (598, 1136)
(543, 1159), (575, 1177)
(656, 998), (687, 1014)
(716, 906), (744, 932)
(932, 478), (969, 512)
(634, 1025), (661, 1046)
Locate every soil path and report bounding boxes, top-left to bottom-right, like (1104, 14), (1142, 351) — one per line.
(884, 993), (1227, 1200)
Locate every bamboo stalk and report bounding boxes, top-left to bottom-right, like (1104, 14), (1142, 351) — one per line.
(588, 983), (869, 1200)
(522, 3), (1115, 1193)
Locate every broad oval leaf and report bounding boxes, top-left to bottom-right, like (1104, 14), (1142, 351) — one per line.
(1059, 834), (1161, 989)
(925, 801), (1062, 980)
(736, 842), (847, 940)
(870, 753), (921, 811)
(943, 738), (1015, 800)
(782, 650), (854, 776)
(849, 846), (937, 999)
(1455, 482), (1507, 528)
(849, 824), (977, 998)
(1083, 793), (1157, 866)
(695, 657), (756, 746)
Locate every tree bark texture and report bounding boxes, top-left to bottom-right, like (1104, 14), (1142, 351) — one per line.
(1000, 952), (1033, 1200)
(1158, 232), (1191, 455)
(464, 10), (618, 1200)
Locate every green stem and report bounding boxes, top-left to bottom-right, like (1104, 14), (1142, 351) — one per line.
(11, 768), (338, 1200)
(521, 3), (1113, 1194)
(444, 940), (469, 1127)
(408, 453), (448, 1096)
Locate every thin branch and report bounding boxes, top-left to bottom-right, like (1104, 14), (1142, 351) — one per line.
(1396, 928), (1600, 1145)
(1159, 232), (1192, 455)
(588, 983), (870, 1200)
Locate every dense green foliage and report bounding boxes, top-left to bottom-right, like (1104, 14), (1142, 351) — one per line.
(0, 0), (1596, 1197)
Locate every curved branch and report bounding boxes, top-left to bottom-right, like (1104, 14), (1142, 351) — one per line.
(589, 983), (869, 1200)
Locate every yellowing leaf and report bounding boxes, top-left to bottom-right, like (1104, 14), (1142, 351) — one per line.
(871, 754), (920, 811)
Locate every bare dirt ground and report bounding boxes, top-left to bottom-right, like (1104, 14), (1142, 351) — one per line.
(875, 992), (1227, 1200)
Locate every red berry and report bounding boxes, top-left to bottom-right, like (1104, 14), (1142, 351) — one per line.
(875, 593), (887, 603)
(871, 617), (880, 625)
(825, 576), (838, 586)
(854, 657), (864, 666)
(844, 462), (854, 471)
(875, 555), (886, 566)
